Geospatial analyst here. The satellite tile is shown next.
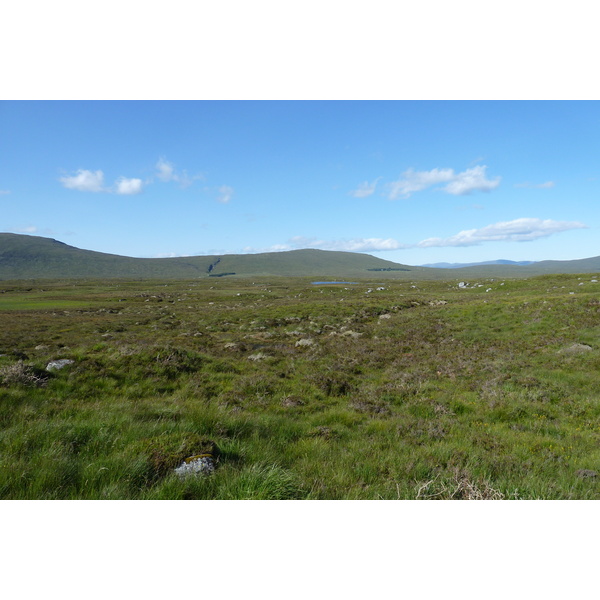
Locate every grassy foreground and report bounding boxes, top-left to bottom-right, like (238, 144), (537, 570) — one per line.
(1, 274), (599, 499)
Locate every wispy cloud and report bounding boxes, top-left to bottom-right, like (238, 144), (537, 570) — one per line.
(8, 225), (58, 235)
(388, 166), (500, 199)
(244, 217), (586, 255)
(60, 169), (105, 192)
(156, 157), (176, 182)
(152, 252), (192, 258)
(244, 236), (409, 254)
(417, 218), (587, 248)
(115, 177), (143, 195)
(515, 181), (555, 189)
(0, 190), (10, 195)
(217, 185), (234, 204)
(350, 178), (380, 198)
(388, 168), (455, 199)
(155, 157), (203, 188)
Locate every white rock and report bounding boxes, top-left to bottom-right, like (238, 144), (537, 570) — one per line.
(174, 455), (215, 477)
(46, 359), (74, 372)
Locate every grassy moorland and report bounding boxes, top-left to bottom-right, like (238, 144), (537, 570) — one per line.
(1, 273), (599, 499)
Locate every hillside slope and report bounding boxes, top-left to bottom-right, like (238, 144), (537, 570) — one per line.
(2, 233), (599, 280)
(0, 233), (421, 280)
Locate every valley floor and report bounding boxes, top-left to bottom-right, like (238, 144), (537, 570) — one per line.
(1, 274), (599, 499)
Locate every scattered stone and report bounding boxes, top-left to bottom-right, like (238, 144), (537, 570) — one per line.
(34, 345), (49, 351)
(559, 344), (593, 354)
(174, 454), (216, 477)
(341, 330), (362, 339)
(295, 338), (314, 347)
(428, 300), (448, 306)
(458, 282), (468, 288)
(46, 359), (74, 371)
(378, 313), (391, 320)
(281, 396), (304, 407)
(248, 352), (267, 361)
(576, 469), (598, 479)
(224, 342), (238, 350)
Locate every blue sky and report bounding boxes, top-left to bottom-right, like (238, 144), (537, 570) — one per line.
(1, 100), (599, 265)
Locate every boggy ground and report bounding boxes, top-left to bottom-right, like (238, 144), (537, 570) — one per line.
(1, 274), (599, 499)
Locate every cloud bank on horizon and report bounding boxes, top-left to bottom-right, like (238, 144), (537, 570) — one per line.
(242, 218), (586, 255)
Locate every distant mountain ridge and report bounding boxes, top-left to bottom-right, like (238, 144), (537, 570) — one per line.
(421, 259), (537, 269)
(0, 233), (423, 280)
(1, 233), (599, 280)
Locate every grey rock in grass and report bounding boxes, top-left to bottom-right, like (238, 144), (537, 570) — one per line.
(46, 359), (74, 372)
(295, 338), (314, 347)
(576, 469), (597, 479)
(174, 455), (216, 477)
(341, 330), (362, 339)
(559, 344), (593, 354)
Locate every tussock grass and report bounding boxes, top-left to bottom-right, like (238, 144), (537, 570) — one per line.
(1, 274), (599, 498)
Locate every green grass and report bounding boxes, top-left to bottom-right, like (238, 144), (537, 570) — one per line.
(1, 273), (599, 499)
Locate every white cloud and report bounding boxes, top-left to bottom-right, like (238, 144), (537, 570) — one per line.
(417, 218), (587, 248)
(217, 185), (234, 204)
(515, 181), (555, 189)
(14, 226), (38, 233)
(387, 166), (500, 199)
(350, 178), (380, 198)
(442, 166), (501, 195)
(60, 169), (105, 192)
(0, 190), (10, 195)
(115, 177), (143, 195)
(156, 157), (176, 182)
